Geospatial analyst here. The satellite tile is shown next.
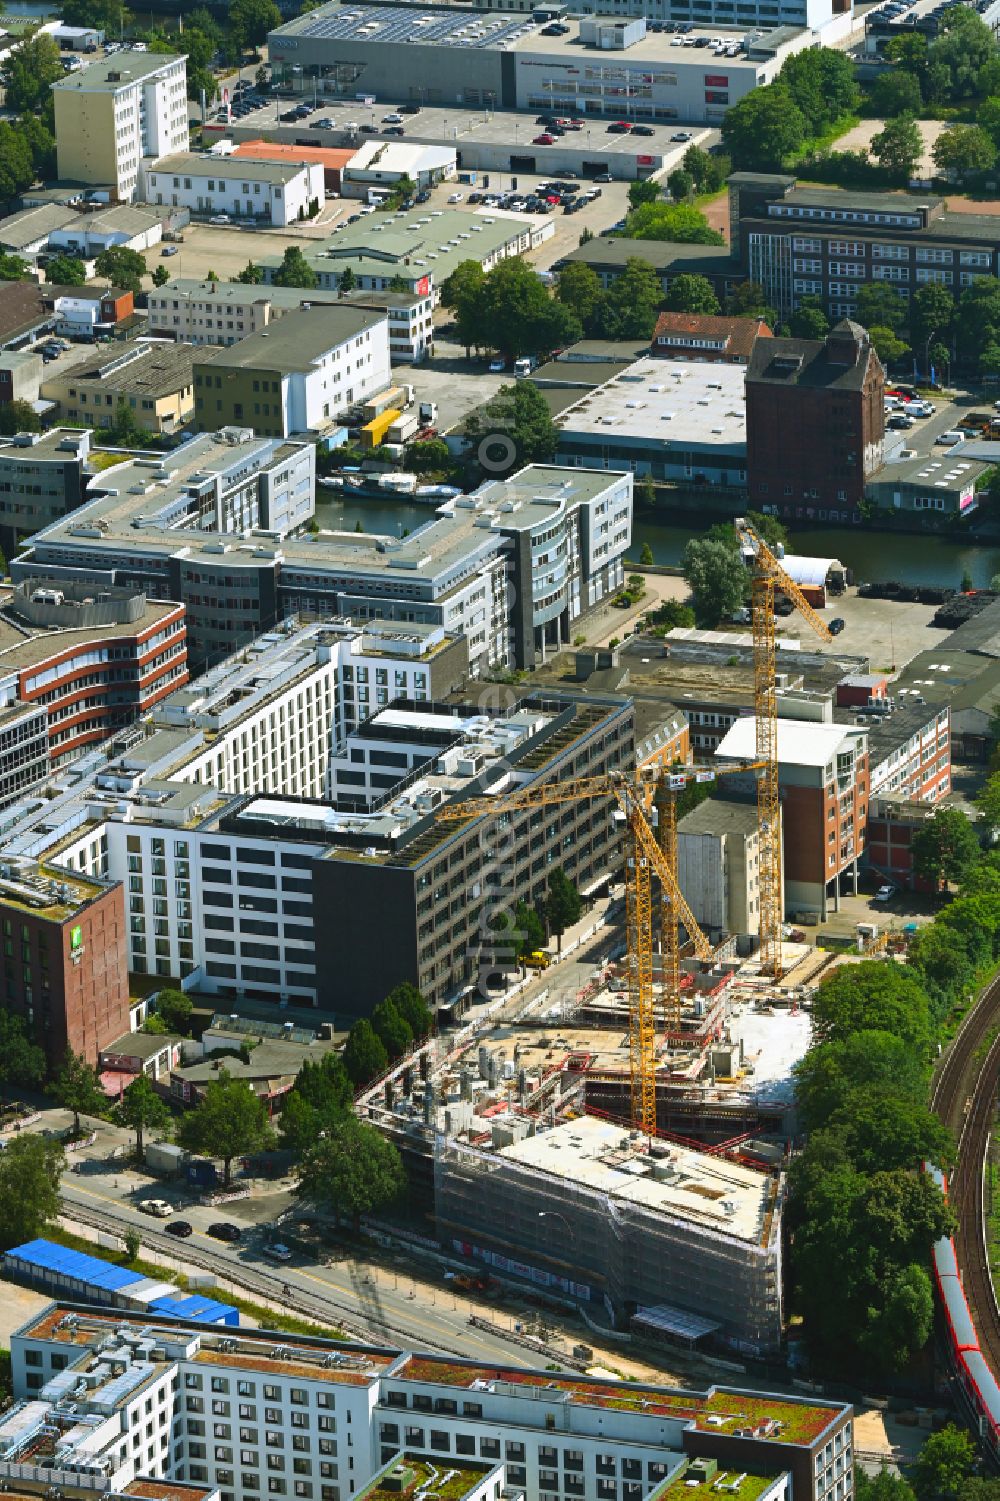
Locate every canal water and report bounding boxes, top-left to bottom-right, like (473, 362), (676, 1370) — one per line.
(315, 495), (1000, 589)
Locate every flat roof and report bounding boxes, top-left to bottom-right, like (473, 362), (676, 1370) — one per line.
(0, 591), (179, 675)
(555, 355), (746, 448)
(497, 1115), (774, 1243)
(51, 50), (184, 91)
(233, 139), (356, 170)
(357, 1456), (495, 1501)
(677, 796), (759, 837)
(196, 305), (385, 372)
(149, 153), (316, 185)
(715, 716), (860, 767)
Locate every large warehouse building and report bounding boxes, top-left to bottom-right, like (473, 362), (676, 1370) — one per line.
(268, 7), (802, 126)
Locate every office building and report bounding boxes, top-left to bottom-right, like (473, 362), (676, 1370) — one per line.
(142, 153), (325, 227)
(41, 340), (212, 435)
(16, 451), (631, 675)
(268, 8), (820, 127)
(2, 578), (187, 764)
(147, 280), (435, 364)
(745, 321), (885, 519)
(0, 858), (127, 1065)
(192, 306), (391, 438)
(865, 451), (988, 519)
(6, 1302), (853, 1501)
(714, 716), (868, 919)
(730, 171), (1000, 320)
(52, 52), (189, 203)
(41, 283), (137, 341)
(0, 429), (91, 554)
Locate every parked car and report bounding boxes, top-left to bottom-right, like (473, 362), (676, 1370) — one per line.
(632, 124), (655, 136)
(887, 413), (916, 429)
(161, 245), (179, 257)
(488, 357), (506, 372)
(448, 191), (464, 202)
(671, 130), (693, 141)
(828, 616), (846, 635)
(208, 1222), (242, 1242)
(400, 103), (421, 113)
(263, 1242), (293, 1262)
(166, 1220), (193, 1238)
(533, 133), (555, 144)
(209, 214), (231, 225)
(873, 883), (896, 903)
(382, 111), (403, 123)
(140, 1199), (172, 1217)
(594, 171), (613, 182)
(385, 125), (405, 135)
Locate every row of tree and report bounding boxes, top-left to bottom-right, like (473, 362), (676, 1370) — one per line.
(788, 808), (1000, 1374)
(720, 47), (859, 172)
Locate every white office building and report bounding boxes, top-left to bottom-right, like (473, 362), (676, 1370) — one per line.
(52, 52), (189, 203)
(142, 153), (325, 227)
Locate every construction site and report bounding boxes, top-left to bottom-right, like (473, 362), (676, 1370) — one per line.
(352, 523), (859, 1355)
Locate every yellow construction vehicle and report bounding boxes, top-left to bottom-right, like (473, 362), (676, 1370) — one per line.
(735, 519), (833, 978)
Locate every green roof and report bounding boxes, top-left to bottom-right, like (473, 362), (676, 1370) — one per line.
(356, 1456), (493, 1501)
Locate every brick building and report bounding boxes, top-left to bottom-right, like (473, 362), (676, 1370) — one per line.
(746, 321), (885, 520)
(651, 310), (772, 364)
(0, 862), (129, 1065)
(715, 715), (868, 920)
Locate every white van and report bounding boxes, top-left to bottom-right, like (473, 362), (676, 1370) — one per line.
(936, 430), (965, 446)
(514, 355), (537, 377)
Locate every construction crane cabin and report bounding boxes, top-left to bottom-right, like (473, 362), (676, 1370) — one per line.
(734, 517), (833, 979)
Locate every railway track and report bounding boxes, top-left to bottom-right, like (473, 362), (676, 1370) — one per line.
(932, 972), (1000, 1376)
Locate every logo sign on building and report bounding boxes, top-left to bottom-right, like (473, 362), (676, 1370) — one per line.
(70, 925), (83, 951)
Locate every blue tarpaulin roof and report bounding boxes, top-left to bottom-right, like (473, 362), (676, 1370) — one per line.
(149, 1294), (238, 1325)
(6, 1239), (144, 1292)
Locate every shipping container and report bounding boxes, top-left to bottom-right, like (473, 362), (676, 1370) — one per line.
(361, 407), (403, 448)
(362, 386), (404, 420)
(387, 412), (419, 443)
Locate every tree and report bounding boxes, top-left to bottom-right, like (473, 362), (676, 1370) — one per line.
(297, 1115), (404, 1231)
(640, 542), (654, 565)
(343, 1018), (388, 1086)
(0, 1010), (44, 1099)
(337, 265), (357, 293)
(856, 281), (908, 334)
(272, 245), (317, 289)
(384, 982), (434, 1040)
(726, 281), (777, 325)
(371, 998), (412, 1061)
(229, 0), (281, 51)
(155, 988), (193, 1035)
(794, 1029), (926, 1134)
(177, 1068), (274, 1185)
(61, 0), (125, 34)
(979, 95), (1000, 149)
(870, 70), (923, 117)
(862, 1263), (934, 1373)
(869, 324), (910, 364)
(933, 123), (996, 181)
(123, 1226), (141, 1262)
(779, 45), (859, 133)
(479, 257), (581, 359)
(721, 86), (807, 171)
(627, 179), (660, 209)
(827, 1087), (953, 1174)
(1, 32), (64, 114)
(94, 246), (147, 297)
(0, 253), (29, 281)
(857, 1470), (916, 1501)
(912, 806), (980, 890)
(557, 262), (603, 328)
(236, 260), (263, 285)
(114, 1075), (170, 1161)
(682, 536), (747, 625)
(590, 257), (664, 340)
(811, 961), (932, 1054)
(663, 273), (719, 315)
(464, 381), (558, 470)
(442, 259), (487, 356)
(624, 201), (724, 245)
(913, 1426), (976, 1501)
(49, 1048), (106, 1135)
(0, 400), (41, 437)
(409, 438), (451, 474)
(278, 1052), (352, 1153)
(977, 769), (1000, 832)
(682, 145), (728, 193)
(789, 298), (830, 340)
(45, 254), (87, 287)
(930, 8), (995, 99)
(956, 276), (1000, 367)
(870, 115), (923, 179)
(545, 867), (582, 953)
(912, 282), (955, 354)
(151, 264), (170, 288)
(666, 168), (694, 202)
(0, 1135), (63, 1250)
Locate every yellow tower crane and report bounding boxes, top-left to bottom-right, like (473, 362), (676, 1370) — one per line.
(734, 518), (834, 979)
(437, 761), (757, 1134)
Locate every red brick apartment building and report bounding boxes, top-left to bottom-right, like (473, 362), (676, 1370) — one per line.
(746, 321), (885, 520)
(5, 581), (187, 764)
(0, 863), (129, 1065)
